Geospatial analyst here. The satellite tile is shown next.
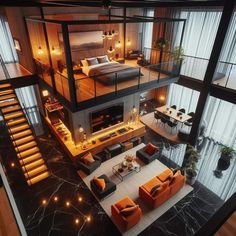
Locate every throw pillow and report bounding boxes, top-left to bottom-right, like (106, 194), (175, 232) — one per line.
(151, 181), (169, 197)
(150, 184), (161, 195)
(93, 177), (106, 191)
(158, 169), (173, 182)
(82, 152), (95, 166)
(87, 58), (99, 66)
(144, 143), (159, 155)
(120, 205), (138, 217)
(97, 55), (109, 64)
(169, 170), (181, 185)
(81, 59), (88, 67)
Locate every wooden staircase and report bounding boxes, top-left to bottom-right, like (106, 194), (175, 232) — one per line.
(0, 83), (50, 186)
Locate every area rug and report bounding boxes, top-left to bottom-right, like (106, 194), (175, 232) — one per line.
(82, 143), (193, 235)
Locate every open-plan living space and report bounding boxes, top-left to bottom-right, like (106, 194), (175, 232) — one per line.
(0, 0), (236, 235)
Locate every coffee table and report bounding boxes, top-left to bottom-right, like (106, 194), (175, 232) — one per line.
(112, 160), (141, 181)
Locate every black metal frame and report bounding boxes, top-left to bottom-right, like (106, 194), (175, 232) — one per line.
(25, 12), (185, 112)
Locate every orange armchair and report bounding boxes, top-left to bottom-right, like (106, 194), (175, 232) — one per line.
(111, 196), (142, 231)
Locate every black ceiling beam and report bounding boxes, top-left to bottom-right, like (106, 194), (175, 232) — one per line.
(0, 0), (225, 7)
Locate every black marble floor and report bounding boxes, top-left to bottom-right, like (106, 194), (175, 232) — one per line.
(0, 120), (224, 236)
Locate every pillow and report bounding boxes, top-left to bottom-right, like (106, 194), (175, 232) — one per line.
(87, 58), (99, 66)
(81, 152), (95, 165)
(169, 170), (182, 185)
(93, 177), (106, 191)
(158, 169), (173, 182)
(150, 184), (161, 195)
(81, 59), (88, 67)
(151, 181), (169, 197)
(120, 205), (138, 217)
(144, 143), (159, 155)
(97, 55), (109, 63)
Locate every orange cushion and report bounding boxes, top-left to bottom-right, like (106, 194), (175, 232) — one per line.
(93, 177), (106, 191)
(143, 177), (161, 193)
(144, 143), (159, 155)
(82, 152), (95, 165)
(120, 205), (138, 217)
(169, 170), (182, 185)
(158, 169), (173, 182)
(151, 181), (169, 197)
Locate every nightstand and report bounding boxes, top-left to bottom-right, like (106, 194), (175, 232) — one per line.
(73, 66), (82, 74)
(114, 58), (125, 64)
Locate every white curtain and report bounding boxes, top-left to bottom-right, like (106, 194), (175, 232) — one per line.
(0, 16), (18, 63)
(142, 9), (154, 60)
(167, 83), (200, 113)
(15, 86), (43, 135)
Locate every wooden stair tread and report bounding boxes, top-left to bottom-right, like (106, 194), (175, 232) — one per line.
(27, 171), (50, 185)
(0, 89), (14, 96)
(0, 99), (18, 108)
(4, 111), (24, 120)
(25, 165), (48, 178)
(23, 159), (45, 172)
(17, 146), (39, 158)
(19, 152), (42, 165)
(11, 129), (32, 140)
(15, 141), (37, 152)
(10, 124), (30, 134)
(0, 94), (16, 101)
(14, 135), (34, 146)
(1, 105), (21, 114)
(7, 117), (27, 127)
(0, 83), (11, 89)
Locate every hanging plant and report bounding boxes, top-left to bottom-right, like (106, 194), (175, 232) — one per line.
(154, 37), (168, 50)
(171, 46), (185, 65)
(213, 145), (235, 178)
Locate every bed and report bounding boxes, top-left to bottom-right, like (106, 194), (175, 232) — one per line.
(82, 61), (142, 85)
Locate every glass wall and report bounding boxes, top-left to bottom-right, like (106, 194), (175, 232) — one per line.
(213, 11), (236, 90)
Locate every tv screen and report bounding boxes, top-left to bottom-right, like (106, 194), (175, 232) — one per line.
(58, 30), (103, 51)
(91, 103), (124, 133)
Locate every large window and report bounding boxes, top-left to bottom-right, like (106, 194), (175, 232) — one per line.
(0, 15), (18, 63)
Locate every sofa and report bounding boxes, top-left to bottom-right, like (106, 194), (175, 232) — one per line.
(104, 143), (123, 159)
(77, 153), (101, 175)
(136, 143), (160, 164)
(111, 196), (142, 231)
(139, 168), (185, 209)
(90, 174), (116, 200)
(126, 50), (142, 59)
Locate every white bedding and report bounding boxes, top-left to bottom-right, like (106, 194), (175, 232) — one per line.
(82, 61), (119, 76)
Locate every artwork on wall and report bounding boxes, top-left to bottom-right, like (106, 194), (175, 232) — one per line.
(13, 38), (21, 52)
(58, 31), (104, 51)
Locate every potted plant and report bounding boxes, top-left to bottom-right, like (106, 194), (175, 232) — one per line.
(181, 144), (200, 185)
(185, 168), (197, 185)
(171, 46), (184, 74)
(213, 145), (235, 178)
(154, 37), (169, 50)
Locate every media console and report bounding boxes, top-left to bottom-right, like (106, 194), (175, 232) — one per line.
(46, 118), (146, 165)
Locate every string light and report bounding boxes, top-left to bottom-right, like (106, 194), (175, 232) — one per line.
(53, 196), (58, 202)
(75, 218), (80, 225)
(86, 215), (91, 222)
(66, 201), (70, 207)
(11, 162), (15, 168)
(78, 196), (83, 202)
(42, 199), (47, 205)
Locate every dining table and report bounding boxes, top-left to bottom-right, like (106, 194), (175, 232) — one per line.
(155, 105), (192, 123)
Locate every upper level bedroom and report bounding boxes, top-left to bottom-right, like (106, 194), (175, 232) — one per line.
(24, 8), (185, 110)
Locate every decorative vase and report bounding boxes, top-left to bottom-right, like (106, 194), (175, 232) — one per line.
(213, 154), (231, 178)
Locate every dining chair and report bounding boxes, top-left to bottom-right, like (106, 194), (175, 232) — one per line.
(179, 108), (186, 113)
(171, 105), (177, 109)
(154, 111), (161, 122)
(160, 116), (168, 127)
(167, 120), (178, 134)
(184, 112), (195, 127)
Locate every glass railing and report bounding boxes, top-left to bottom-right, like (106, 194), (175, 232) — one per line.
(75, 61), (179, 103)
(34, 59), (53, 86)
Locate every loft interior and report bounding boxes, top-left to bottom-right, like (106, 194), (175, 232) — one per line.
(0, 1), (236, 236)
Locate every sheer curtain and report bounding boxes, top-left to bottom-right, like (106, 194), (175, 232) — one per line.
(196, 97), (236, 200)
(0, 15), (18, 63)
(167, 83), (200, 113)
(15, 86), (43, 135)
(173, 10), (222, 80)
(142, 9), (154, 60)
